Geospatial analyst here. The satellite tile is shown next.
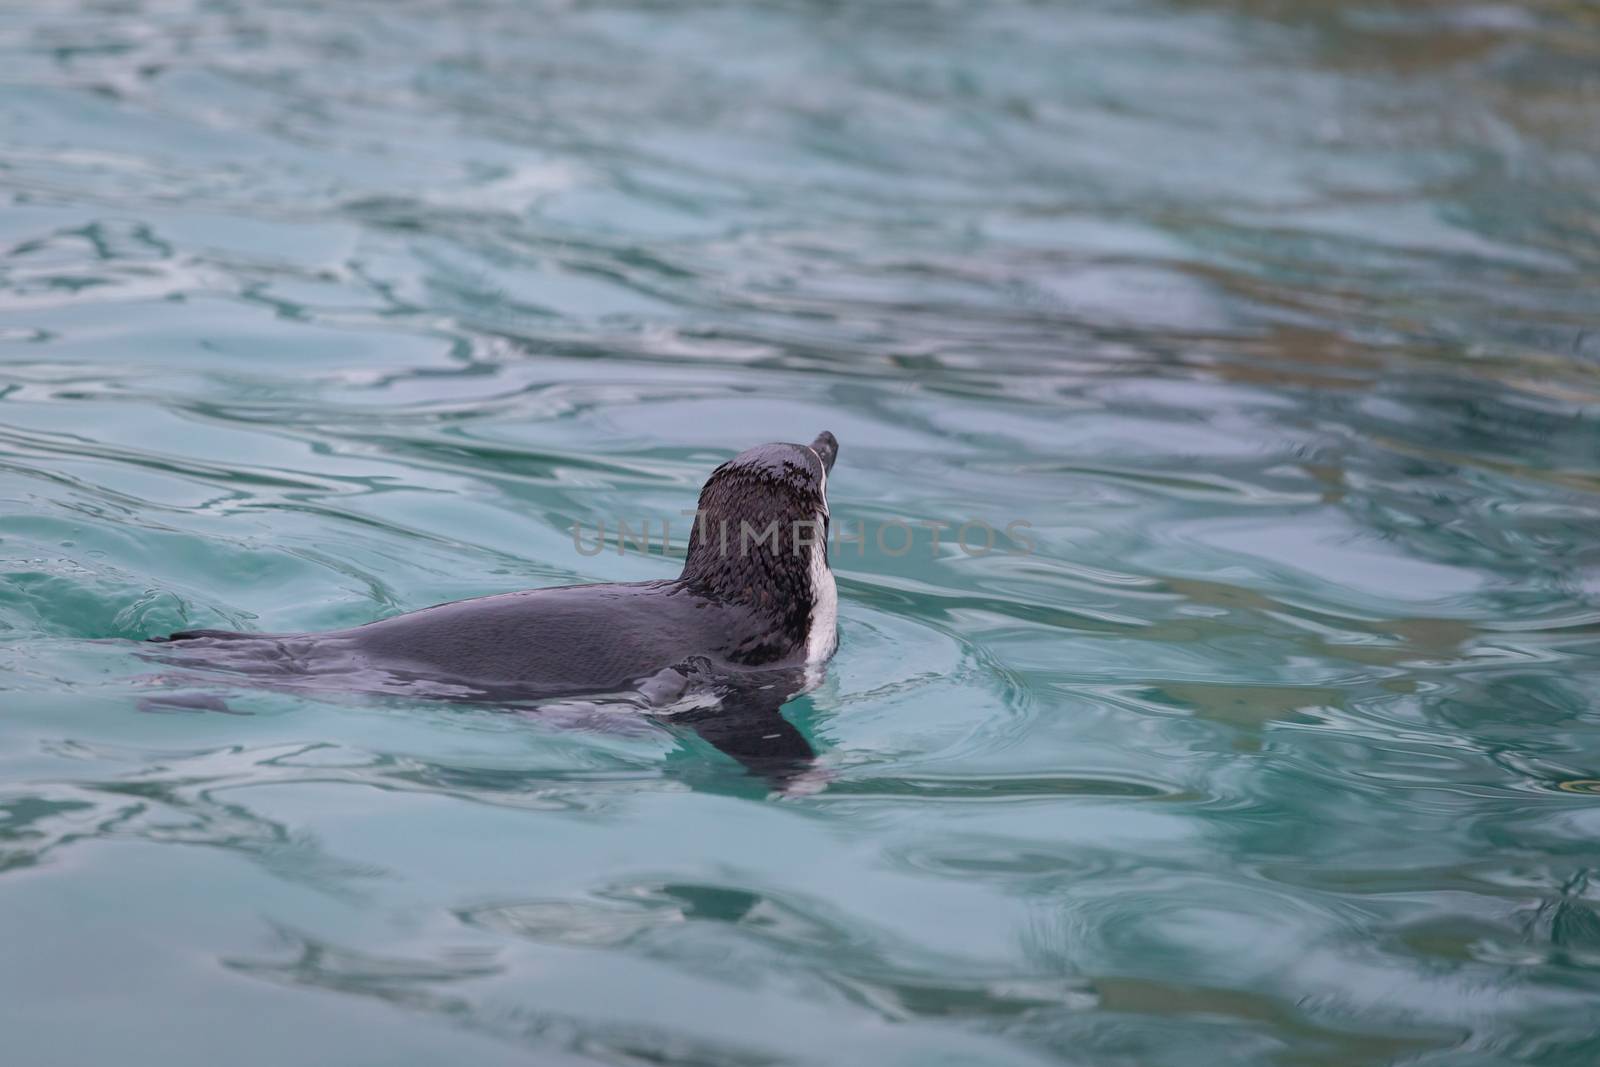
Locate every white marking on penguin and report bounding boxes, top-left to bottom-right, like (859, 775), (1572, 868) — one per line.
(804, 446), (838, 668)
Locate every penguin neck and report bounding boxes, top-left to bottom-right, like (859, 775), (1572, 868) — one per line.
(679, 514), (821, 665)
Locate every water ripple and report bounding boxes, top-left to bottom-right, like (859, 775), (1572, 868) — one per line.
(3, 0), (1600, 1064)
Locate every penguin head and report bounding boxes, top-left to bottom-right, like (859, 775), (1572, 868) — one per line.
(681, 432), (838, 657)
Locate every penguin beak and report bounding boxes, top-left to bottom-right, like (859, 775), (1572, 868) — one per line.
(810, 431), (838, 474)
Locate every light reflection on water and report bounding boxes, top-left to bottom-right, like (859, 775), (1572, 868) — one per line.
(2, 1), (1599, 1064)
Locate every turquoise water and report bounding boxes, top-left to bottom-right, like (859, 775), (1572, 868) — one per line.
(3, 0), (1600, 1062)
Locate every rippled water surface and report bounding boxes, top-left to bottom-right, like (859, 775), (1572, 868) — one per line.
(4, 1), (1600, 1063)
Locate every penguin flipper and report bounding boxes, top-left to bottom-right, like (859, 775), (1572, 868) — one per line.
(673, 682), (816, 787)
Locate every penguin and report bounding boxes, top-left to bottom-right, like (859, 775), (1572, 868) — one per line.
(144, 432), (840, 783)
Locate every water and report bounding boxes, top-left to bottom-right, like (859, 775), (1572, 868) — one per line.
(3, 0), (1599, 1062)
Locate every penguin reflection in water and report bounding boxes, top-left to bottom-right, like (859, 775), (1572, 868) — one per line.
(145, 433), (841, 787)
